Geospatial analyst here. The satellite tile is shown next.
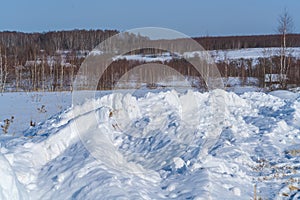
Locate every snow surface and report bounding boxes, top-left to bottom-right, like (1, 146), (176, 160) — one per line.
(113, 52), (175, 62)
(0, 92), (72, 135)
(269, 90), (300, 101)
(0, 89), (300, 199)
(113, 47), (300, 64)
(208, 47), (300, 62)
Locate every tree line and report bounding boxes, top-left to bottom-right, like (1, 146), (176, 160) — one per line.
(0, 24), (299, 92)
(194, 34), (300, 50)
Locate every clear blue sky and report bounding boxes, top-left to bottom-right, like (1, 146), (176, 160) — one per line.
(1, 0), (299, 36)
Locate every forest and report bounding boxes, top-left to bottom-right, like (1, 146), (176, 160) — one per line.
(0, 29), (300, 92)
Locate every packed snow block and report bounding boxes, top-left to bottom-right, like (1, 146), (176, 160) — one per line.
(0, 153), (29, 200)
(292, 101), (300, 128)
(172, 157), (187, 174)
(96, 106), (110, 124)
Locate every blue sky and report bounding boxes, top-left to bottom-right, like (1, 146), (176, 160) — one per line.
(1, 0), (299, 36)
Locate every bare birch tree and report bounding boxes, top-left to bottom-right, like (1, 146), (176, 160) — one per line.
(0, 48), (8, 93)
(0, 47), (2, 92)
(277, 9), (294, 88)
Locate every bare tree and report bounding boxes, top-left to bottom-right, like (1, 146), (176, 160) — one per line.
(41, 50), (45, 92)
(60, 59), (64, 91)
(277, 8), (294, 88)
(0, 48), (8, 93)
(262, 48), (273, 88)
(0, 47), (2, 92)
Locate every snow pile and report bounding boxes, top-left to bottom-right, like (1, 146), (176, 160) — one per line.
(293, 100), (300, 128)
(0, 153), (28, 200)
(0, 89), (300, 199)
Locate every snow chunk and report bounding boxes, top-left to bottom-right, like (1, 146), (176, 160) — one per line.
(173, 157), (185, 169)
(230, 187), (241, 196)
(0, 153), (29, 200)
(293, 101), (300, 128)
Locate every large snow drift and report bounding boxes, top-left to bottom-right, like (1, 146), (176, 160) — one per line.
(0, 89), (300, 199)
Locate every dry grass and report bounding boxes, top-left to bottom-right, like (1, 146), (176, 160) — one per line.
(251, 157), (300, 199)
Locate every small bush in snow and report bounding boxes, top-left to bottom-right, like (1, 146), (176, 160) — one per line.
(1, 116), (14, 134)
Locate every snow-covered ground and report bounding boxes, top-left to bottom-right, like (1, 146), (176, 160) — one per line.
(113, 47), (300, 63)
(0, 92), (72, 136)
(208, 47), (300, 61)
(0, 88), (300, 199)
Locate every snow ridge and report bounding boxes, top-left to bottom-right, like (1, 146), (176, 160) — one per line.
(0, 89), (300, 199)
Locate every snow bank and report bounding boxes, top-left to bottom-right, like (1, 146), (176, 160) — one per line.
(0, 153), (28, 200)
(0, 89), (299, 199)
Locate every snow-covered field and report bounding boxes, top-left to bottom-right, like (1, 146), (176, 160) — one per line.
(209, 47), (300, 61)
(0, 88), (300, 200)
(113, 47), (300, 63)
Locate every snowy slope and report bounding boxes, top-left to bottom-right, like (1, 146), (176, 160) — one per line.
(113, 47), (300, 62)
(0, 89), (300, 199)
(208, 47), (300, 61)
